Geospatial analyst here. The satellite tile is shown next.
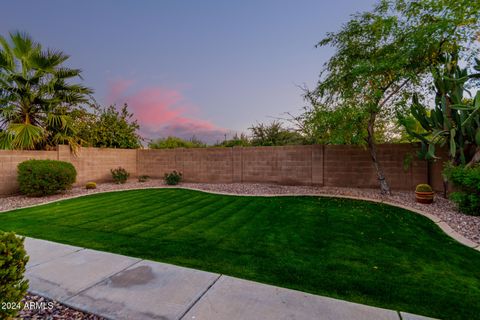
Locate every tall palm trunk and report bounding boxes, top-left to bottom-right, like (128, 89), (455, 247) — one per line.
(366, 111), (391, 195)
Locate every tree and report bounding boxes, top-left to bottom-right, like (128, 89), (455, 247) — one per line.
(249, 121), (305, 146)
(215, 133), (251, 147)
(297, 96), (369, 145)
(75, 104), (142, 149)
(296, 91), (405, 145)
(149, 136), (206, 149)
(0, 31), (92, 151)
(307, 0), (480, 194)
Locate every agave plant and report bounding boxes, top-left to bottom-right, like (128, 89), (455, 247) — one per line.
(0, 31), (93, 151)
(403, 54), (480, 166)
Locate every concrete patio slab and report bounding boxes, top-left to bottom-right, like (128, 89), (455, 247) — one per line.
(183, 275), (400, 320)
(66, 260), (220, 320)
(26, 249), (140, 301)
(400, 312), (439, 320)
(24, 237), (83, 269)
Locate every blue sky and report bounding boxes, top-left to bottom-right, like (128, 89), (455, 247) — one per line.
(1, 0), (376, 143)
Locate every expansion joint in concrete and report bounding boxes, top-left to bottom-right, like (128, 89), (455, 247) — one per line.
(178, 274), (223, 320)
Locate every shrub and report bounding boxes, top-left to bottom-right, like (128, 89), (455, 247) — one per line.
(164, 171), (182, 185)
(444, 164), (480, 215)
(111, 167), (129, 184)
(17, 159), (77, 197)
(85, 182), (97, 189)
(415, 184), (433, 192)
(0, 232), (29, 319)
(138, 175), (149, 182)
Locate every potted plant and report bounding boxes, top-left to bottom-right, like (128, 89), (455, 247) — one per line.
(415, 184), (434, 204)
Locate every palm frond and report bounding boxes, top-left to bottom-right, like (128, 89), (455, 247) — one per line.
(46, 113), (68, 129)
(30, 49), (69, 71)
(7, 122), (44, 149)
(50, 131), (81, 155)
(0, 35), (15, 71)
(55, 67), (82, 79)
(0, 130), (14, 149)
(0, 50), (14, 71)
(9, 31), (40, 63)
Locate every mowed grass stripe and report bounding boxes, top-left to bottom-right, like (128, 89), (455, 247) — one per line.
(18, 192), (152, 225)
(159, 196), (253, 240)
(124, 195), (225, 237)
(77, 192), (208, 231)
(197, 198), (273, 248)
(56, 190), (196, 227)
(138, 197), (237, 238)
(1, 188), (480, 320)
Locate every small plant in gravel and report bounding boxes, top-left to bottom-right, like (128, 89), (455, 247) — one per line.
(17, 160), (77, 197)
(138, 175), (149, 182)
(85, 182), (97, 189)
(164, 171), (182, 185)
(0, 232), (29, 319)
(111, 167), (129, 184)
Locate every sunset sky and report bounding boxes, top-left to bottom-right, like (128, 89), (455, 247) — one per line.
(1, 0), (376, 143)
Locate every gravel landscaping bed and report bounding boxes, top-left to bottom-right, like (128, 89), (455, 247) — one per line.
(16, 293), (104, 320)
(1, 179), (478, 244)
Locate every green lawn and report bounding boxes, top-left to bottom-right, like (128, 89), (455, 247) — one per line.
(1, 189), (479, 319)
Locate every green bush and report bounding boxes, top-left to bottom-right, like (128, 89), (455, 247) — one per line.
(149, 136), (206, 149)
(138, 175), (149, 182)
(85, 182), (97, 189)
(111, 167), (129, 184)
(164, 171), (182, 185)
(0, 232), (29, 319)
(17, 160), (77, 197)
(444, 164), (480, 215)
(415, 184), (433, 192)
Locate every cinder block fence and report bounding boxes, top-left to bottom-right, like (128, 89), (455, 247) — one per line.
(0, 144), (445, 195)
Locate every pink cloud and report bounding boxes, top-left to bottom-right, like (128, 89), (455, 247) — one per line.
(106, 80), (227, 144)
(106, 79), (134, 103)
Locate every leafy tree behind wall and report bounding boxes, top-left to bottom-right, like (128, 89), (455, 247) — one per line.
(74, 104), (142, 149)
(0, 31), (93, 151)
(149, 136), (206, 149)
(249, 121), (305, 146)
(305, 0), (480, 194)
(215, 133), (251, 147)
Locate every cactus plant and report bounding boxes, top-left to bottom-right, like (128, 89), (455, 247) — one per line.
(402, 54), (480, 166)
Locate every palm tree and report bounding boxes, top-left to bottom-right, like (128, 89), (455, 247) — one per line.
(0, 31), (93, 150)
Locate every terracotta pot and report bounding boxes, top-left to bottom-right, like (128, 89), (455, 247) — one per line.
(415, 191), (434, 204)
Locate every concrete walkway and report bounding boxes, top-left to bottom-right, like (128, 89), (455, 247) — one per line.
(25, 237), (438, 320)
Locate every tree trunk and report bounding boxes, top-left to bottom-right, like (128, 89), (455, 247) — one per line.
(466, 147), (480, 167)
(366, 111), (391, 195)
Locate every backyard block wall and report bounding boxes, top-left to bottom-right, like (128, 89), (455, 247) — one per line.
(138, 144), (428, 188)
(0, 150), (58, 195)
(0, 146), (137, 195)
(57, 145), (138, 185)
(0, 143), (444, 195)
(323, 144), (427, 189)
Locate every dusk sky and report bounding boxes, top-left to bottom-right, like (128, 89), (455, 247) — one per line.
(1, 0), (376, 143)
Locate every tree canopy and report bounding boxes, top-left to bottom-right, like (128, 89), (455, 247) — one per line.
(74, 104), (143, 149)
(304, 0), (480, 194)
(249, 121), (305, 146)
(149, 136), (206, 149)
(0, 31), (92, 151)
